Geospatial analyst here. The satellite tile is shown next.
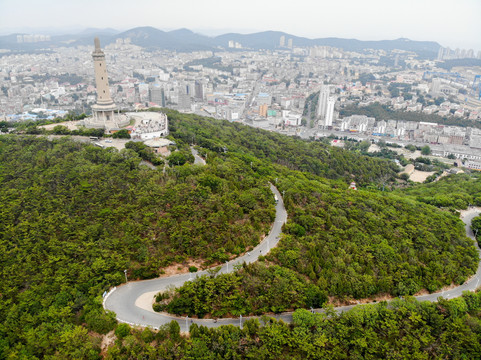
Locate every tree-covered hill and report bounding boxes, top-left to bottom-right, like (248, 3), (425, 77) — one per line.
(159, 173), (478, 317)
(158, 262), (327, 318)
(115, 292), (481, 359)
(0, 109), (479, 358)
(164, 109), (399, 186)
(273, 175), (478, 298)
(0, 135), (274, 358)
(396, 173), (481, 209)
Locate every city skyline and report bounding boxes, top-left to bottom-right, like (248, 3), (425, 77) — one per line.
(1, 0), (480, 51)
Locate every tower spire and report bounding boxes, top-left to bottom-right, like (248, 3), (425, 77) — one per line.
(94, 37), (101, 51)
(91, 37), (116, 124)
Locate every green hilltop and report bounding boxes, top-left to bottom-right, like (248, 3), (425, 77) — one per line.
(0, 109), (480, 358)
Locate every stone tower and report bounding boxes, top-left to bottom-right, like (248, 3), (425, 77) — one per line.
(91, 37), (116, 124)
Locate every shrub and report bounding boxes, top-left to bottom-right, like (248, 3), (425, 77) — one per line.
(115, 323), (131, 339)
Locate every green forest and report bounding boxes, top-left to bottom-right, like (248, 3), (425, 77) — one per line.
(114, 292), (481, 359)
(396, 173), (481, 209)
(163, 108), (399, 186)
(160, 173), (478, 317)
(1, 108), (480, 358)
(0, 135), (274, 358)
(158, 262), (327, 318)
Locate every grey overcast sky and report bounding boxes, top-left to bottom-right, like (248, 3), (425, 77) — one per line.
(1, 0), (480, 50)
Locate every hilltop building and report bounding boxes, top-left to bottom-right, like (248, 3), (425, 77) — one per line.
(128, 112), (169, 140)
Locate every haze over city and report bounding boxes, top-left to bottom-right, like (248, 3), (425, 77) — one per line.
(1, 0), (480, 51)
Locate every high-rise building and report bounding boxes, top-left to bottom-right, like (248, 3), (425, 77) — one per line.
(194, 80), (204, 100)
(316, 85), (330, 119)
(259, 104), (268, 117)
(91, 37), (117, 123)
(394, 54), (399, 67)
(280, 36), (285, 47)
(150, 85), (165, 107)
(178, 93), (191, 110)
(431, 78), (442, 95)
(287, 38), (293, 48)
(325, 97), (335, 127)
(437, 47), (444, 60)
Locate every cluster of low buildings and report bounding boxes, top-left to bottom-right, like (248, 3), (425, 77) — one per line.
(337, 116), (471, 145)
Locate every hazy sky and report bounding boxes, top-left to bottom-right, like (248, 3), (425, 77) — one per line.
(1, 0), (480, 50)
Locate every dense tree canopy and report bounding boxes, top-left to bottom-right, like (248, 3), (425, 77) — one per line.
(397, 173), (481, 209)
(271, 175), (478, 299)
(157, 262), (327, 318)
(0, 135), (274, 358)
(1, 109), (480, 358)
(113, 292), (481, 359)
(164, 109), (399, 186)
(163, 173), (478, 316)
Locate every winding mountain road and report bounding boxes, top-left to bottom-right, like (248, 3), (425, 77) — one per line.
(104, 184), (287, 331)
(104, 192), (481, 332)
(190, 146), (206, 166)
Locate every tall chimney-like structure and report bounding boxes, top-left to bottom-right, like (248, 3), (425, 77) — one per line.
(91, 37), (116, 124)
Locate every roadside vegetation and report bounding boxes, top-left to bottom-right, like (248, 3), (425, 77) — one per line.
(1, 109), (479, 358)
(397, 173), (481, 209)
(114, 292), (481, 359)
(159, 172), (478, 317)
(0, 134), (273, 358)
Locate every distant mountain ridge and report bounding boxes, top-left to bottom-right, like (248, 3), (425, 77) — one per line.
(0, 26), (441, 58)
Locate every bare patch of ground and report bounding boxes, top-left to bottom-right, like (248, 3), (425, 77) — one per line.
(100, 330), (116, 357)
(459, 206), (481, 218)
(434, 171), (449, 182)
(159, 259), (206, 277)
(409, 169), (435, 183)
(367, 144), (380, 153)
(40, 121), (81, 131)
(328, 293), (395, 307)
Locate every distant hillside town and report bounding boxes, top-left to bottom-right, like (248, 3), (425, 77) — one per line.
(1, 29), (480, 168)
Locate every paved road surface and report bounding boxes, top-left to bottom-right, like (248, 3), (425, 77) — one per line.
(104, 200), (481, 332)
(190, 146), (206, 166)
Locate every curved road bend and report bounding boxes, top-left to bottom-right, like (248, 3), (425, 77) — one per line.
(105, 202), (481, 332)
(191, 146), (206, 166)
(104, 184), (288, 331)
